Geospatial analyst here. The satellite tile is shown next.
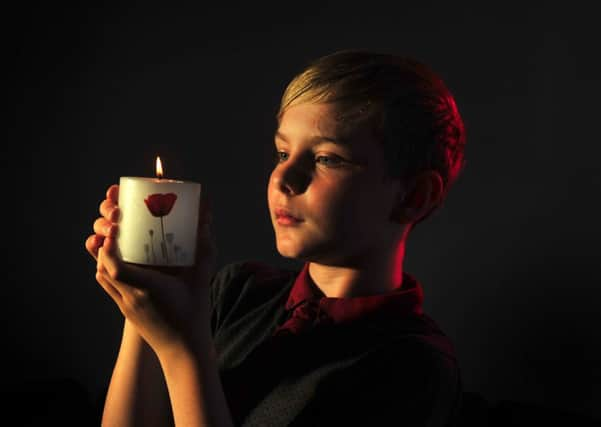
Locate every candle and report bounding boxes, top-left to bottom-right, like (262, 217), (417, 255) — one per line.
(116, 156), (201, 267)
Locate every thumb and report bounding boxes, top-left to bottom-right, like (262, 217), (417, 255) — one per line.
(199, 190), (212, 229)
(189, 190), (217, 283)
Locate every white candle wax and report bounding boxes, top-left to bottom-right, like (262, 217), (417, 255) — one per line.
(116, 176), (201, 267)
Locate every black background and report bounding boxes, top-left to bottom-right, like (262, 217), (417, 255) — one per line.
(10, 1), (601, 422)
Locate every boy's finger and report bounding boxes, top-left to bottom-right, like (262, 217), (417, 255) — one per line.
(99, 239), (175, 291)
(93, 218), (118, 238)
(106, 184), (120, 204)
(100, 199), (120, 222)
(95, 269), (124, 305)
(85, 234), (103, 260)
(98, 246), (140, 292)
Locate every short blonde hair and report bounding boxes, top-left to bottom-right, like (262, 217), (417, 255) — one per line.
(276, 49), (466, 228)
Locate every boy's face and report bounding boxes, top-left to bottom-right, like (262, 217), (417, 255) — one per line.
(267, 102), (406, 265)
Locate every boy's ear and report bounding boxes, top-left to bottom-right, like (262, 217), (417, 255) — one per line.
(389, 184), (419, 225)
(389, 171), (443, 225)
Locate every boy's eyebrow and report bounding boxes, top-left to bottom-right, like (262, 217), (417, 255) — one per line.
(275, 130), (350, 146)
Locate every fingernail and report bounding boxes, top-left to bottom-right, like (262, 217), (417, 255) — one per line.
(111, 208), (120, 221)
(106, 225), (114, 236)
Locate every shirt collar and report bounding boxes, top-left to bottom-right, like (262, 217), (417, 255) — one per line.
(285, 262), (424, 324)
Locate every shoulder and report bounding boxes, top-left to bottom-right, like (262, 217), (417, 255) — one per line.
(327, 315), (461, 424)
(209, 260), (299, 332)
(353, 319), (462, 425)
(407, 313), (461, 364)
(293, 333), (462, 426)
(354, 311), (460, 365)
(360, 334), (461, 388)
(209, 259), (298, 301)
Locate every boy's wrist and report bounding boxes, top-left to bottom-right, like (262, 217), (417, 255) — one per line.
(157, 327), (214, 372)
(122, 318), (148, 349)
(157, 334), (232, 427)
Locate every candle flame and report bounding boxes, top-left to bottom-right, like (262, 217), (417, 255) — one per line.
(156, 156), (164, 179)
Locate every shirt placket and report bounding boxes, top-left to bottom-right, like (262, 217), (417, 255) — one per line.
(274, 299), (333, 336)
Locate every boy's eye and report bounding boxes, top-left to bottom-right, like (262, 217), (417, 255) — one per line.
(315, 155), (342, 167)
(273, 151), (344, 168)
(273, 151), (287, 163)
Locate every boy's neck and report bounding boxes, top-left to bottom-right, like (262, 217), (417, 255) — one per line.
(307, 242), (406, 298)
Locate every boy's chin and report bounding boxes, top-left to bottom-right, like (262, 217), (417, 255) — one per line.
(276, 245), (302, 259)
(275, 239), (335, 263)
(275, 240), (312, 260)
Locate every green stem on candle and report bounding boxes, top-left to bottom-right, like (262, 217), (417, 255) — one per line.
(161, 216), (169, 264)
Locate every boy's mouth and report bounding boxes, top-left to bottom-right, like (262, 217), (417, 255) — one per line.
(275, 207), (303, 221)
(276, 216), (303, 226)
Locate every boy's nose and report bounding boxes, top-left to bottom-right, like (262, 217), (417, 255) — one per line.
(274, 163), (310, 195)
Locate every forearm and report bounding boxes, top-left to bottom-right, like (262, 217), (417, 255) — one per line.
(102, 319), (174, 427)
(158, 330), (234, 427)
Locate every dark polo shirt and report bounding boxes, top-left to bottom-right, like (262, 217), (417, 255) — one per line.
(209, 260), (463, 426)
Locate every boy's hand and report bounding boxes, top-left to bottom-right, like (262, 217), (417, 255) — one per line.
(85, 184), (121, 262)
(86, 184), (217, 357)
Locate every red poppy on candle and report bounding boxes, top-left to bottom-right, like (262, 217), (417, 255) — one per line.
(144, 193), (177, 217)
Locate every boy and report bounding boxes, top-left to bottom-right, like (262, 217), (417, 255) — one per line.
(87, 49), (467, 426)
